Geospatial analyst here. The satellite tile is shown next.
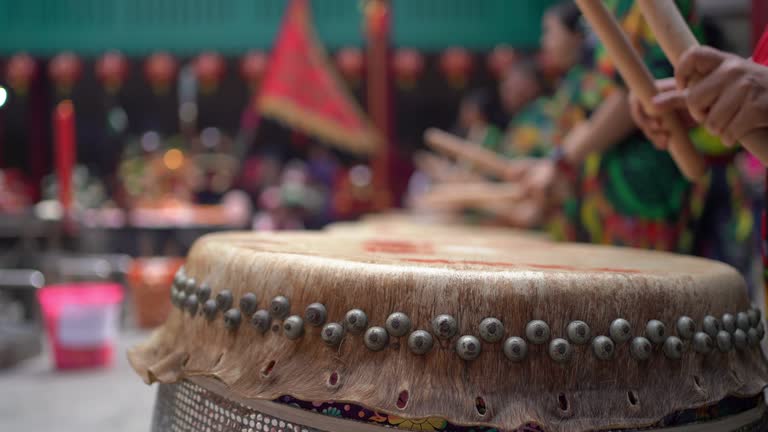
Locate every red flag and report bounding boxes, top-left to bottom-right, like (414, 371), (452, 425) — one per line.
(258, 0), (380, 155)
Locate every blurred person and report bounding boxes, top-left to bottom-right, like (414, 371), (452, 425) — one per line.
(409, 2), (598, 227)
(498, 58), (548, 122)
(507, 0), (711, 252)
(498, 0), (611, 160)
(454, 89), (502, 150)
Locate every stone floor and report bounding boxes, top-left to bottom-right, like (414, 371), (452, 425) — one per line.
(0, 330), (156, 432)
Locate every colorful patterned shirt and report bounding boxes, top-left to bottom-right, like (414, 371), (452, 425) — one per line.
(500, 64), (616, 159)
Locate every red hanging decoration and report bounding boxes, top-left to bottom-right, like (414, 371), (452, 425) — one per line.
(440, 47), (473, 89)
(335, 47), (364, 85)
(487, 44), (517, 79)
(144, 52), (178, 94)
(257, 0), (379, 155)
(5, 53), (37, 95)
(393, 48), (424, 90)
(240, 50), (268, 91)
(194, 52), (226, 94)
(49, 52), (82, 95)
(95, 51), (129, 94)
(54, 100), (76, 226)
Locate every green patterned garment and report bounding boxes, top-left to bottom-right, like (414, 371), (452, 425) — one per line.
(500, 64), (616, 159)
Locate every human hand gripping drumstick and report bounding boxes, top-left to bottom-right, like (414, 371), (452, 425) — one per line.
(423, 128), (532, 181)
(573, 0), (706, 180)
(637, 0), (768, 165)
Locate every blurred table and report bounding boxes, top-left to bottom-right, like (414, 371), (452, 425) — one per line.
(0, 330), (156, 432)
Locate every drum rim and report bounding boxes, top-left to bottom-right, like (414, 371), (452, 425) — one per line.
(186, 376), (767, 432)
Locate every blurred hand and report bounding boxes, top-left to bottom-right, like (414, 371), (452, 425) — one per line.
(656, 46), (768, 147)
(524, 159), (557, 200)
(629, 78), (696, 150)
(500, 158), (537, 182)
(520, 159), (573, 206)
(482, 198), (545, 228)
(560, 122), (592, 160)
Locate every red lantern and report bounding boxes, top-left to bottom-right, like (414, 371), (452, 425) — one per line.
(49, 52), (82, 94)
(439, 47), (473, 89)
(5, 53), (37, 94)
(487, 45), (517, 79)
(194, 52), (225, 93)
(95, 51), (129, 93)
(393, 49), (424, 90)
(144, 52), (178, 94)
(335, 47), (364, 84)
(240, 50), (268, 90)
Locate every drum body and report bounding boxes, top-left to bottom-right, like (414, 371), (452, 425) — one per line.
(131, 230), (768, 432)
(151, 379), (768, 432)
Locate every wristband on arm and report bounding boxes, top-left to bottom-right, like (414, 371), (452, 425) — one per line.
(549, 146), (578, 179)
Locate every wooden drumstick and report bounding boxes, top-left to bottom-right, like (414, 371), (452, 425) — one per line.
(420, 182), (525, 206)
(636, 0), (768, 165)
(413, 151), (483, 183)
(574, 0), (706, 180)
(424, 128), (525, 180)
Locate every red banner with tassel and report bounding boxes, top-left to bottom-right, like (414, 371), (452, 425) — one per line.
(257, 0), (380, 156)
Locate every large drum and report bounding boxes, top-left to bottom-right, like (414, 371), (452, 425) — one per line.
(129, 230), (768, 431)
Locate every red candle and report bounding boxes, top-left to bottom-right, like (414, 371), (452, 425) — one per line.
(54, 100), (75, 218)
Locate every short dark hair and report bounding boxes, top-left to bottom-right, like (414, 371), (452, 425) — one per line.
(505, 57), (549, 93)
(461, 89), (493, 120)
(547, 1), (584, 35)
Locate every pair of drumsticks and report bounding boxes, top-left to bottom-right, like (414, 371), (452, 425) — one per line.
(577, 0), (768, 173)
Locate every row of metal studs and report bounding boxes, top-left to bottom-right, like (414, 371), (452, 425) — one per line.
(170, 270), (765, 362)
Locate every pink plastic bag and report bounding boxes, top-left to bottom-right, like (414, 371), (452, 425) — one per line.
(37, 283), (123, 370)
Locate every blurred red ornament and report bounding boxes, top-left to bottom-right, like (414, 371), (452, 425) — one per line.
(95, 51), (129, 92)
(335, 47), (364, 84)
(364, 0), (389, 38)
(240, 50), (268, 89)
(439, 47), (473, 88)
(194, 52), (225, 92)
(393, 48), (424, 89)
(5, 53), (37, 94)
(49, 52), (82, 93)
(144, 52), (178, 92)
(487, 45), (517, 79)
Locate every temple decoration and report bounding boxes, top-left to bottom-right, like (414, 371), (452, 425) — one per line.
(440, 47), (473, 89)
(335, 47), (364, 86)
(194, 52), (226, 94)
(393, 48), (424, 90)
(49, 52), (82, 96)
(240, 51), (268, 91)
(258, 0), (380, 155)
(5, 53), (37, 95)
(145, 52), (178, 95)
(96, 51), (129, 94)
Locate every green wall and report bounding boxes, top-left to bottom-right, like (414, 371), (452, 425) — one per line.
(0, 0), (556, 56)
